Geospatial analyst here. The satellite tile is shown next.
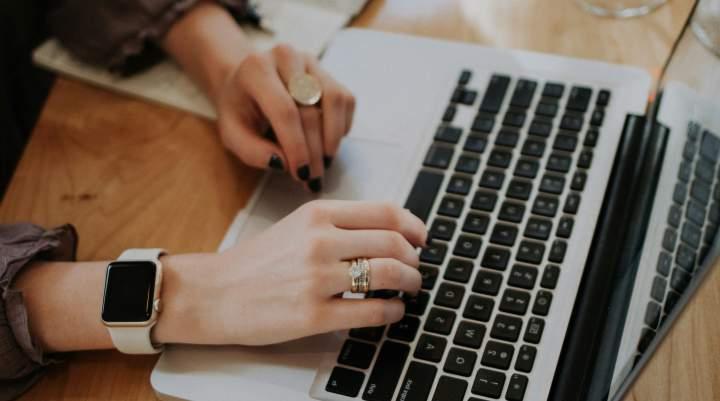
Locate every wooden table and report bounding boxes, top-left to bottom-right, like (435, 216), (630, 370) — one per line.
(3, 0), (717, 400)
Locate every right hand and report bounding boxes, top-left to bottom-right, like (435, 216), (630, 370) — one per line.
(168, 200), (427, 346)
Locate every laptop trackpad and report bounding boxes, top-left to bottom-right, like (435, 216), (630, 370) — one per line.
(233, 137), (410, 243)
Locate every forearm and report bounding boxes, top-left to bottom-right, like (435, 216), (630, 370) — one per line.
(15, 253), (215, 352)
(162, 1), (253, 105)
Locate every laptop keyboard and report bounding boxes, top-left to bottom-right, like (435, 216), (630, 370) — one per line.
(637, 121), (720, 354)
(322, 70), (612, 401)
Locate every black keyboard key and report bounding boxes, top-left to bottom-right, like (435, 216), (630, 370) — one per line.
(508, 264), (539, 289)
(533, 195), (559, 217)
(463, 212), (490, 235)
(656, 252), (671, 277)
(557, 216), (574, 238)
(473, 270), (503, 295)
(488, 148), (513, 168)
(435, 126), (463, 143)
(651, 276), (667, 302)
(435, 282), (466, 309)
(472, 115), (495, 133)
(442, 105), (456, 123)
(517, 241), (545, 264)
(456, 155), (480, 174)
(547, 153), (572, 173)
(644, 301), (661, 329)
(464, 134), (488, 153)
(700, 130), (720, 163)
(445, 258), (474, 283)
(419, 265), (439, 290)
(536, 102), (558, 117)
(678, 160), (691, 182)
(662, 228), (677, 252)
(490, 224), (518, 247)
(438, 196), (464, 218)
(424, 145), (454, 169)
(481, 341), (515, 370)
(430, 218), (456, 241)
(496, 129), (520, 147)
(405, 170), (444, 222)
(499, 201), (525, 223)
(459, 70), (472, 85)
(638, 328), (655, 354)
(460, 90), (478, 105)
(696, 158), (715, 183)
(524, 317), (545, 344)
(560, 114), (583, 131)
(404, 291), (430, 315)
(350, 326), (385, 342)
(388, 316), (420, 342)
(415, 334), (447, 362)
(542, 82), (565, 98)
(338, 340), (376, 369)
(676, 243), (697, 272)
(683, 140), (697, 160)
(515, 158), (540, 179)
(571, 171), (587, 191)
(472, 369), (506, 399)
(584, 128), (599, 147)
(667, 205), (682, 228)
(549, 239), (567, 263)
(596, 89), (611, 106)
(528, 120), (552, 137)
(503, 111), (527, 128)
(454, 235), (483, 258)
(464, 295), (495, 322)
(554, 134), (578, 152)
(691, 180), (711, 204)
(363, 341), (409, 401)
(326, 367), (364, 397)
(664, 290), (680, 314)
(577, 150), (593, 169)
(532, 290), (553, 316)
(506, 374), (529, 401)
(432, 376), (468, 401)
(541, 264), (561, 289)
(472, 190), (498, 212)
(515, 345), (537, 373)
(710, 203), (720, 225)
(490, 314), (523, 342)
(479, 170), (506, 189)
(540, 174), (565, 195)
(500, 289), (531, 315)
(510, 79), (537, 109)
(425, 308), (456, 335)
(590, 109), (605, 126)
(480, 74), (511, 114)
(447, 175), (473, 195)
(397, 362), (437, 401)
(507, 179), (533, 200)
(454, 321), (486, 349)
(420, 241), (447, 265)
(670, 268), (690, 293)
(564, 193), (581, 214)
(566, 86), (593, 112)
(445, 347), (478, 376)
(681, 222), (702, 248)
(522, 138), (546, 157)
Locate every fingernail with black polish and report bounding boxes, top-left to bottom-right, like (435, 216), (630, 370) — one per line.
(308, 177), (323, 193)
(268, 154), (284, 171)
(297, 165), (310, 181)
(323, 155), (333, 169)
(425, 234), (434, 247)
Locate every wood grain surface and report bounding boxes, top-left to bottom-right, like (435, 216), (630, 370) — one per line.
(3, 0), (717, 400)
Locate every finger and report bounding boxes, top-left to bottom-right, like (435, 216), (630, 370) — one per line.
(331, 230), (420, 267)
(299, 107), (325, 193)
(344, 89), (356, 136)
(321, 298), (405, 332)
(325, 258), (421, 296)
(305, 57), (346, 161)
(320, 200), (427, 246)
(219, 115), (288, 171)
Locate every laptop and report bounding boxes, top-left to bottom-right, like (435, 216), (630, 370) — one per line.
(151, 4), (720, 401)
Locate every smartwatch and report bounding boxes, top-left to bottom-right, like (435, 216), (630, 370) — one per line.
(101, 248), (165, 354)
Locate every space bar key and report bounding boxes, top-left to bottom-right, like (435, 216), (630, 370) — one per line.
(404, 170), (444, 223)
(362, 341), (410, 401)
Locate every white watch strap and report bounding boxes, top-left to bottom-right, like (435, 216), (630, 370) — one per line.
(107, 248), (166, 354)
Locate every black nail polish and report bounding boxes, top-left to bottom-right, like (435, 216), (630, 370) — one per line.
(425, 234), (434, 247)
(323, 155), (334, 168)
(268, 154), (284, 171)
(308, 177), (323, 193)
(297, 165), (310, 181)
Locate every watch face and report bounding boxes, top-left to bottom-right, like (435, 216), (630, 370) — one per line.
(101, 261), (157, 323)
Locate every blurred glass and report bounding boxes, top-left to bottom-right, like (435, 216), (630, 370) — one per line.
(692, 0), (720, 56)
(577, 0), (667, 17)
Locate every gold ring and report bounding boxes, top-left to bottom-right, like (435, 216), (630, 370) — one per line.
(288, 74), (323, 106)
(349, 258), (371, 293)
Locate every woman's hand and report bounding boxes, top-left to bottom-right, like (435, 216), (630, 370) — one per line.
(160, 200), (427, 346)
(216, 45), (356, 192)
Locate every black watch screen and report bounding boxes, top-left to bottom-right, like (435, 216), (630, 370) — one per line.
(101, 261), (157, 323)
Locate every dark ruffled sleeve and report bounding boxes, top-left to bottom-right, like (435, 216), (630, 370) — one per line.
(47, 0), (248, 74)
(0, 223), (77, 401)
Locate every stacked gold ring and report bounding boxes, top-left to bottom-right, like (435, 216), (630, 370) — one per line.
(349, 258), (371, 293)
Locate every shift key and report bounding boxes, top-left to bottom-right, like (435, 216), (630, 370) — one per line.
(395, 362), (437, 401)
(363, 341), (410, 401)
